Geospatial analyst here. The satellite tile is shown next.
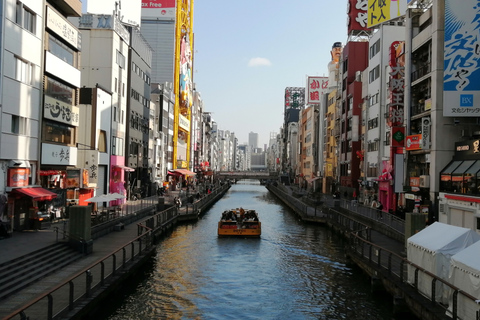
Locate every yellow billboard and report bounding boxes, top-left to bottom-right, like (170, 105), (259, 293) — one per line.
(367, 0), (408, 28)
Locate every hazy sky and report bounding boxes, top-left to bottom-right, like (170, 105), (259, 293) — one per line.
(81, 0), (348, 146)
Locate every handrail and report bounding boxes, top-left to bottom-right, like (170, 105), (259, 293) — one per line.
(349, 231), (480, 319)
(5, 223), (153, 320)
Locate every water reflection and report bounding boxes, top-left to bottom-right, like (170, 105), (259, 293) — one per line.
(105, 181), (398, 319)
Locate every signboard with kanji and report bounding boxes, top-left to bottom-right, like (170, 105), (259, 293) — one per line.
(443, 0), (480, 117)
(306, 76), (328, 105)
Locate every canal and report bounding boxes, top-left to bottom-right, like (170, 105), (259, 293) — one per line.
(97, 182), (406, 319)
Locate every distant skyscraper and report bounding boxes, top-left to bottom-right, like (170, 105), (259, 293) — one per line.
(248, 132), (259, 150)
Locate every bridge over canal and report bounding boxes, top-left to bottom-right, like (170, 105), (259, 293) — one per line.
(215, 171), (278, 181)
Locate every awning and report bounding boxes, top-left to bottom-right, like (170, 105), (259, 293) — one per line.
(114, 165), (135, 172)
(307, 177), (321, 183)
(169, 169), (196, 176)
(13, 187), (58, 201)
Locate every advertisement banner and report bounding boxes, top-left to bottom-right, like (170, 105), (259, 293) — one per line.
(306, 76), (328, 105)
(88, 0), (141, 27)
(7, 168), (30, 187)
(421, 117), (430, 150)
(142, 0), (176, 19)
(66, 170), (81, 188)
(444, 0), (480, 117)
(367, 0), (408, 28)
(347, 0), (369, 33)
(406, 134), (422, 151)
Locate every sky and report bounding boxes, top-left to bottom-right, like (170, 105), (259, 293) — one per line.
(81, 0), (348, 147)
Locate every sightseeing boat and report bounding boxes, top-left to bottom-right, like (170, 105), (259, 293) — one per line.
(218, 208), (261, 237)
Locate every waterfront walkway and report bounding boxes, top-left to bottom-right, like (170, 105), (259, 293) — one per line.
(0, 186), (408, 319)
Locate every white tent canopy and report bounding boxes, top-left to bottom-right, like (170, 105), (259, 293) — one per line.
(407, 222), (480, 303)
(448, 240), (480, 319)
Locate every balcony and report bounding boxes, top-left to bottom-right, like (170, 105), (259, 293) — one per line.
(411, 62), (431, 83)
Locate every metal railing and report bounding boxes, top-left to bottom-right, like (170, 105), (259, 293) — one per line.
(5, 224), (154, 320)
(4, 185), (230, 320)
(348, 231), (480, 320)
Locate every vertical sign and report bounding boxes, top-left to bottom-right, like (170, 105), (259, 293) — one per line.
(306, 76), (328, 105)
(347, 0), (369, 34)
(421, 117), (430, 150)
(388, 41), (405, 128)
(444, 0), (480, 116)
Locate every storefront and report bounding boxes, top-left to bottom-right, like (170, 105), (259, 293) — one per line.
(7, 165), (57, 231)
(438, 139), (480, 231)
(110, 156), (133, 204)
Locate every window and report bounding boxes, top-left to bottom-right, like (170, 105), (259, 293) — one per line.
(369, 39), (380, 59)
(43, 120), (75, 145)
(369, 65), (380, 83)
(16, 2), (36, 34)
(116, 50), (125, 69)
(15, 56), (33, 84)
(98, 130), (107, 152)
(48, 36), (74, 66)
(11, 115), (26, 134)
(44, 77), (75, 104)
(112, 136), (124, 156)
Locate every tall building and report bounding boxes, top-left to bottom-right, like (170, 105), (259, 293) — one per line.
(140, 2), (175, 84)
(248, 131), (258, 150)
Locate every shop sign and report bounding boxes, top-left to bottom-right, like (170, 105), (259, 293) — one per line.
(410, 177), (420, 187)
(421, 117), (431, 149)
(454, 139), (480, 156)
(178, 160), (187, 169)
(46, 7), (80, 49)
(388, 41), (405, 128)
(406, 134), (422, 151)
(42, 143), (77, 166)
(66, 169), (81, 188)
(179, 114), (190, 132)
(405, 193), (416, 200)
(306, 76), (328, 104)
(391, 127), (405, 147)
(44, 96), (80, 127)
(7, 168), (30, 187)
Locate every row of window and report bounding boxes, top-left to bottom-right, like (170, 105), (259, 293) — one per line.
(16, 1), (36, 35)
(130, 112), (150, 133)
(130, 89), (149, 108)
(132, 62), (151, 85)
(369, 65), (380, 83)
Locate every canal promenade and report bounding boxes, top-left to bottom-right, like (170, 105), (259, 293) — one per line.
(0, 181), (474, 320)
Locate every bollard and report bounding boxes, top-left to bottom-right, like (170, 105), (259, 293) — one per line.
(86, 269), (93, 297)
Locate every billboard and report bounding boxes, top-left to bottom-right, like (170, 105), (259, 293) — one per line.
(306, 77), (328, 105)
(142, 0), (176, 19)
(367, 0), (408, 28)
(285, 87), (305, 110)
(347, 0), (369, 34)
(443, 0), (480, 117)
(387, 41), (405, 128)
(88, 0), (141, 27)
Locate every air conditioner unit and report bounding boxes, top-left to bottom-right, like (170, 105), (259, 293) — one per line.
(419, 175), (430, 188)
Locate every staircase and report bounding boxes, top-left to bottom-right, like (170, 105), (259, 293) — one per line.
(0, 242), (84, 301)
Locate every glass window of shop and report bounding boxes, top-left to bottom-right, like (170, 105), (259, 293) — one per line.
(42, 120), (75, 145)
(464, 161), (480, 195)
(48, 35), (75, 66)
(440, 161), (461, 192)
(44, 76), (75, 105)
(451, 160), (475, 193)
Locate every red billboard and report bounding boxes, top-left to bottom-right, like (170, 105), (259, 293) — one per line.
(347, 0), (369, 34)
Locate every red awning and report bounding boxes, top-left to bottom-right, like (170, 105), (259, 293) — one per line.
(172, 169), (196, 176)
(13, 187), (58, 201)
(114, 165), (135, 172)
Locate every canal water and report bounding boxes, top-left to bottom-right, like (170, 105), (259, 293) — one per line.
(99, 182), (405, 319)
